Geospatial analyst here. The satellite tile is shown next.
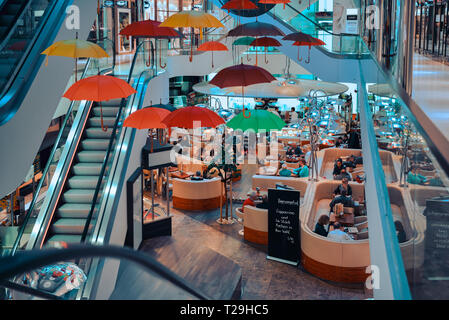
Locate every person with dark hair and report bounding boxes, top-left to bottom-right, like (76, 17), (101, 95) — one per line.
(395, 221), (407, 243)
(314, 215), (330, 237)
(329, 189), (353, 212)
(333, 177), (352, 197)
(293, 159), (309, 177)
(334, 167), (352, 181)
(335, 137), (344, 148)
(407, 166), (427, 185)
(333, 159), (345, 177)
(256, 194), (269, 209)
(327, 222), (353, 241)
(294, 144), (303, 156)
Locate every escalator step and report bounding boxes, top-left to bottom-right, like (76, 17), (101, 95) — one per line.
(62, 189), (96, 204)
(81, 138), (109, 151)
(92, 106), (119, 117)
(46, 234), (82, 245)
(0, 15), (15, 26)
(67, 176), (102, 189)
(77, 150), (106, 163)
(57, 203), (98, 219)
(5, 4), (21, 14)
(98, 99), (123, 106)
(51, 218), (94, 235)
(88, 117), (116, 128)
(72, 162), (102, 175)
(85, 127), (113, 139)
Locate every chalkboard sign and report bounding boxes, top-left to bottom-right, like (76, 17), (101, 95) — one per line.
(267, 188), (300, 266)
(424, 197), (449, 278)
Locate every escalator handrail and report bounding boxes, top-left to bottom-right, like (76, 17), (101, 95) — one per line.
(10, 57), (94, 256)
(0, 245), (212, 300)
(0, 0), (33, 52)
(0, 0), (72, 125)
(80, 40), (148, 243)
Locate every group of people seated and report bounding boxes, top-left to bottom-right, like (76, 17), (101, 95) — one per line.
(279, 160), (309, 178)
(242, 192), (269, 212)
(407, 165), (444, 187)
(329, 178), (353, 212)
(332, 155), (364, 181)
(314, 215), (354, 241)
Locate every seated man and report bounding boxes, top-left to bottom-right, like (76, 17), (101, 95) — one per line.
(294, 144), (303, 156)
(327, 222), (353, 241)
(329, 189), (353, 212)
(256, 194), (269, 209)
(333, 177), (352, 197)
(279, 164), (292, 177)
(242, 192), (257, 213)
(293, 159), (309, 178)
(407, 166), (427, 185)
(333, 159), (345, 178)
(190, 171), (204, 181)
(335, 137), (344, 148)
(349, 154), (363, 165)
(334, 167), (352, 181)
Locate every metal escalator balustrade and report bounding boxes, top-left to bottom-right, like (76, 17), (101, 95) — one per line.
(0, 0), (74, 125)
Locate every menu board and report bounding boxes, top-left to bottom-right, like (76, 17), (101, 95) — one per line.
(267, 189), (300, 266)
(424, 197), (449, 278)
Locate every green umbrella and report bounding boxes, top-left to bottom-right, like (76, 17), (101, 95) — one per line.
(232, 37), (256, 46)
(226, 109), (286, 132)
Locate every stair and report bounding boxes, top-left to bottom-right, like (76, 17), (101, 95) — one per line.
(45, 101), (122, 245)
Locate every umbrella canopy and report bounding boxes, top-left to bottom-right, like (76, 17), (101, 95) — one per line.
(42, 39), (109, 59)
(63, 75), (136, 101)
(227, 21), (285, 37)
(209, 63), (276, 88)
(250, 36), (281, 65)
(119, 19), (182, 38)
(124, 107), (170, 129)
(161, 106), (225, 129)
(232, 36), (256, 46)
(227, 109), (286, 131)
(282, 31), (315, 42)
(291, 36), (325, 63)
(221, 0), (258, 12)
(146, 103), (177, 112)
(197, 41), (228, 67)
(159, 11), (224, 30)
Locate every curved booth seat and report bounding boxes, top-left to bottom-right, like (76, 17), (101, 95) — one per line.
(172, 177), (224, 211)
(175, 154), (207, 175)
(241, 205), (268, 245)
(319, 148), (363, 180)
(302, 180), (370, 283)
(251, 175), (309, 207)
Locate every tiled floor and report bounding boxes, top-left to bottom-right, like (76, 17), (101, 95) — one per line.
(144, 165), (372, 300)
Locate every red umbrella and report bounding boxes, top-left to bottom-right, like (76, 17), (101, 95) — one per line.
(64, 75), (137, 131)
(119, 19), (182, 68)
(292, 37), (325, 63)
(197, 41), (228, 68)
(259, 0), (291, 9)
(161, 106), (225, 129)
(250, 36), (281, 64)
(221, 0), (258, 12)
(124, 107), (171, 152)
(209, 64), (276, 118)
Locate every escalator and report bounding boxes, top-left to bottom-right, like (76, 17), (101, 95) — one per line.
(0, 0), (99, 199)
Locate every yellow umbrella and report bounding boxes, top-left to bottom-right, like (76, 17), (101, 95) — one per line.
(42, 39), (109, 80)
(159, 11), (224, 62)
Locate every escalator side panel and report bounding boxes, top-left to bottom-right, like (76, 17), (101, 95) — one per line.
(0, 0), (99, 199)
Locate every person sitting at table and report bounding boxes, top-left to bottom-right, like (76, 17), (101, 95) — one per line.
(242, 192), (257, 213)
(327, 222), (354, 241)
(335, 137), (344, 148)
(342, 134), (349, 144)
(333, 177), (352, 197)
(294, 144), (303, 156)
(286, 146), (294, 156)
(293, 159), (309, 178)
(329, 189), (353, 212)
(334, 167), (352, 181)
(256, 194), (269, 209)
(350, 154), (363, 165)
(333, 159), (345, 177)
(407, 166), (427, 185)
(190, 171), (204, 181)
(314, 215), (330, 237)
(279, 164), (292, 177)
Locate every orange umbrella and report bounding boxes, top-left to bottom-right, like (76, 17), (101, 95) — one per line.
(64, 75), (137, 131)
(124, 107), (171, 152)
(159, 11), (224, 62)
(197, 41), (228, 68)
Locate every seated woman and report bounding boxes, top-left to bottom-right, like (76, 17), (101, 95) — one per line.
(333, 177), (352, 197)
(334, 168), (352, 181)
(293, 159), (309, 178)
(314, 215), (330, 237)
(279, 164), (292, 177)
(242, 192), (257, 213)
(407, 166), (427, 185)
(333, 159), (345, 178)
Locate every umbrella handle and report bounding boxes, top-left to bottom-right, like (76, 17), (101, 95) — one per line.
(305, 47), (311, 64)
(264, 49), (269, 64)
(243, 108), (251, 118)
(100, 103), (108, 132)
(159, 43), (166, 69)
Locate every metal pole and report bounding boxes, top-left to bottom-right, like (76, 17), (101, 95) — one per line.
(9, 193), (14, 226)
(151, 169), (154, 220)
(166, 167), (170, 216)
